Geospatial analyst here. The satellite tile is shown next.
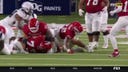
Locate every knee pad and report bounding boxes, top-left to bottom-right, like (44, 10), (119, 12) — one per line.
(102, 31), (109, 35)
(93, 31), (100, 35)
(87, 33), (93, 36)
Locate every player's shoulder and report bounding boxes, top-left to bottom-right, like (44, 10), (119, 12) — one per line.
(22, 24), (28, 30)
(16, 8), (24, 14)
(39, 21), (48, 26)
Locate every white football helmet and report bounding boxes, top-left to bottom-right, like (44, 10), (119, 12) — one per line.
(21, 1), (33, 13)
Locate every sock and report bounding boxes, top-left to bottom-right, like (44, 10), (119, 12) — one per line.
(109, 34), (118, 50)
(114, 49), (119, 52)
(103, 35), (108, 45)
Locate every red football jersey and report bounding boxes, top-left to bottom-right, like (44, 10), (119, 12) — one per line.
(26, 35), (45, 48)
(26, 36), (52, 53)
(85, 0), (104, 13)
(22, 21), (48, 37)
(59, 24), (76, 39)
(0, 25), (6, 34)
(117, 0), (128, 17)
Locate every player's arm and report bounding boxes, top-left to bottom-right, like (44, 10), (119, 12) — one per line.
(78, 0), (85, 16)
(15, 14), (24, 29)
(78, 0), (85, 9)
(102, 0), (110, 11)
(103, 0), (110, 7)
(109, 1), (122, 16)
(64, 37), (71, 50)
(46, 28), (55, 42)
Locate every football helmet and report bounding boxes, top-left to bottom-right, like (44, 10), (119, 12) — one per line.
(28, 18), (39, 33)
(71, 21), (83, 34)
(39, 41), (52, 52)
(0, 26), (5, 40)
(22, 1), (33, 13)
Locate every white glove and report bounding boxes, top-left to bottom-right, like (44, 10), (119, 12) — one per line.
(78, 9), (84, 16)
(109, 11), (115, 16)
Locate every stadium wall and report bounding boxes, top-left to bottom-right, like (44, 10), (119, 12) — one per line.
(0, 0), (117, 16)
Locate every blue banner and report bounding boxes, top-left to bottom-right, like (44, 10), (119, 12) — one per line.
(3, 0), (16, 14)
(17, 0), (71, 15)
(41, 0), (71, 15)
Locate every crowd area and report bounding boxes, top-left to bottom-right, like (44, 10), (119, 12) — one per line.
(0, 0), (128, 58)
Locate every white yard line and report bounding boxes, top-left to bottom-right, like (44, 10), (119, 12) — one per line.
(118, 42), (128, 44)
(1, 63), (127, 66)
(0, 58), (127, 61)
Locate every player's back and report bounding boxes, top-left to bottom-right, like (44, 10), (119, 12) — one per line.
(85, 0), (103, 13)
(22, 21), (48, 37)
(1, 9), (26, 26)
(59, 24), (75, 39)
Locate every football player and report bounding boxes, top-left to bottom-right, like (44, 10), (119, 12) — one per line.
(78, 0), (109, 52)
(0, 1), (36, 55)
(100, 1), (110, 49)
(0, 25), (28, 55)
(22, 18), (53, 53)
(109, 0), (128, 57)
(54, 21), (88, 54)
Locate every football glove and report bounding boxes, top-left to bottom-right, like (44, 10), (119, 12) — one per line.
(78, 9), (84, 16)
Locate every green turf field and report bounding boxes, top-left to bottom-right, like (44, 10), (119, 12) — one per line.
(0, 14), (127, 66)
(0, 32), (128, 66)
(0, 13), (117, 24)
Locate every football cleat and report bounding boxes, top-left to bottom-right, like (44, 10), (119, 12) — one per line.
(102, 43), (108, 49)
(109, 51), (120, 57)
(92, 42), (98, 49)
(67, 49), (74, 54)
(20, 51), (29, 54)
(87, 45), (94, 53)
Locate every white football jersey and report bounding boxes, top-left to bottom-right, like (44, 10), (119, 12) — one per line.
(2, 8), (37, 26)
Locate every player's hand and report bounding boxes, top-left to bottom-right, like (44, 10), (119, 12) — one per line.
(78, 9), (84, 16)
(109, 11), (115, 16)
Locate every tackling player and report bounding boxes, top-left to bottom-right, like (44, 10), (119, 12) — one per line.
(109, 0), (128, 57)
(0, 1), (36, 55)
(22, 18), (54, 53)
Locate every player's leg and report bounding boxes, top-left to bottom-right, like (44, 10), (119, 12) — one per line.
(0, 25), (12, 55)
(102, 30), (109, 48)
(53, 32), (64, 53)
(85, 13), (94, 52)
(109, 17), (126, 57)
(91, 12), (102, 49)
(71, 38), (88, 50)
(101, 10), (109, 48)
(125, 26), (128, 38)
(11, 38), (28, 54)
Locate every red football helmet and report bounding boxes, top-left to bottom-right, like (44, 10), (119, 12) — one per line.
(28, 18), (39, 33)
(39, 41), (52, 52)
(71, 21), (83, 34)
(0, 26), (6, 40)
